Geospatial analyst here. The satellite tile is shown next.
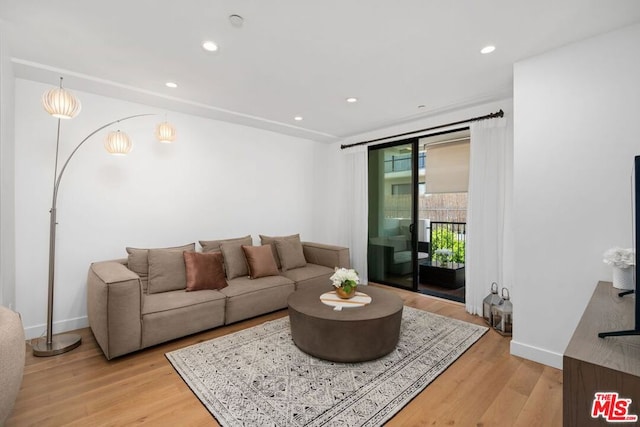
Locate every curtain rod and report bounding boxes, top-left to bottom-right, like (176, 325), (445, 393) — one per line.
(340, 109), (504, 150)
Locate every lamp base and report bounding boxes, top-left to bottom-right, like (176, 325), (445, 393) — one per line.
(32, 333), (82, 357)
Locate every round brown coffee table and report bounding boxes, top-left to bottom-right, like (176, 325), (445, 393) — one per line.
(288, 286), (403, 362)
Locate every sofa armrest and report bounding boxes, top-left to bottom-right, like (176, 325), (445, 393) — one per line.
(87, 261), (142, 360)
(302, 242), (351, 269)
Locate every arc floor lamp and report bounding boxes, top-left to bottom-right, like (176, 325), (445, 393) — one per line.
(32, 78), (177, 356)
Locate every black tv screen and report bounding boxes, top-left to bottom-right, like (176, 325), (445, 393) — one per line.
(598, 155), (640, 337)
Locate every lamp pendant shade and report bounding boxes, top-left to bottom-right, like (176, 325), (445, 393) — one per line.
(104, 130), (132, 155)
(42, 87), (82, 119)
(155, 121), (176, 143)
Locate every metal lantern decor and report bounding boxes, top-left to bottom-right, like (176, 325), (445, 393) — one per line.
(491, 287), (513, 336)
(482, 282), (501, 326)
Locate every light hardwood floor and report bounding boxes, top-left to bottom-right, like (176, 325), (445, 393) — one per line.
(7, 284), (562, 426)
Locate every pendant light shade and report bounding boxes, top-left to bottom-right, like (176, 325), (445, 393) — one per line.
(42, 84), (81, 119)
(104, 130), (132, 155)
(155, 121), (176, 143)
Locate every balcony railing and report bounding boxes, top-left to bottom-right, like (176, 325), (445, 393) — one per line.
(429, 221), (466, 265)
(384, 152), (426, 172)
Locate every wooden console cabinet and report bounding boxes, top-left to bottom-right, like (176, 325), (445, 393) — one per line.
(563, 281), (640, 426)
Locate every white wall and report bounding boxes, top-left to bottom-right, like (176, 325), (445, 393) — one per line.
(512, 23), (640, 368)
(14, 79), (329, 338)
(0, 23), (16, 310)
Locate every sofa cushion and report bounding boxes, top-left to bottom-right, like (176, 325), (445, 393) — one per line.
(242, 245), (279, 279)
(220, 242), (250, 280)
(220, 275), (294, 298)
(275, 238), (307, 271)
(280, 263), (334, 291)
(199, 235), (252, 253)
(148, 249), (188, 294)
(259, 234), (300, 269)
(220, 275), (295, 324)
(141, 289), (227, 348)
(126, 243), (195, 277)
(280, 262), (333, 282)
(142, 288), (226, 315)
(183, 251), (228, 291)
(126, 243), (195, 292)
(394, 250), (412, 264)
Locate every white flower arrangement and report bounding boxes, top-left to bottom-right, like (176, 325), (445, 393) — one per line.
(330, 267), (360, 290)
(434, 248), (453, 263)
(603, 247), (635, 268)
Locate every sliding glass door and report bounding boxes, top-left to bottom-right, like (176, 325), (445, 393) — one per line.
(367, 139), (418, 290)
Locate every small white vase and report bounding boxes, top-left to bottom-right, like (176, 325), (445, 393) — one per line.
(612, 266), (635, 290)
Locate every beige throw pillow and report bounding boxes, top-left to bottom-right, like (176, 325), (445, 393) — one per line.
(220, 242), (250, 280)
(274, 238), (306, 271)
(242, 245), (279, 279)
(199, 235), (252, 253)
(259, 234), (300, 269)
(126, 243), (195, 278)
(148, 248), (189, 294)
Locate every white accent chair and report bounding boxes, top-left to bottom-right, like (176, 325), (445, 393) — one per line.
(0, 305), (25, 425)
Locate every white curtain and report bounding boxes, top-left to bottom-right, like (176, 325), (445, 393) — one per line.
(344, 146), (368, 284)
(466, 116), (514, 315)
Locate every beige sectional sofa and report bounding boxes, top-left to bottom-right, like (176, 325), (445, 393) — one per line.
(87, 235), (350, 360)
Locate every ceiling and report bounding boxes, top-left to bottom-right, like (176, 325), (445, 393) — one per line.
(2, 1), (640, 143)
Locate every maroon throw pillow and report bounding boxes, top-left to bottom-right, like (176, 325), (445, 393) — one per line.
(242, 245), (279, 279)
(183, 251), (228, 291)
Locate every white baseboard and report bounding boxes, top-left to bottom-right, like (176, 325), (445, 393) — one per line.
(24, 316), (89, 340)
(510, 340), (563, 370)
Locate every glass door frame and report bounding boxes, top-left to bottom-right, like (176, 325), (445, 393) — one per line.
(367, 137), (419, 292)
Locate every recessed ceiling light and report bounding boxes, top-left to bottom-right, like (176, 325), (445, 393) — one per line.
(165, 82), (178, 88)
(202, 41), (219, 52)
(481, 45), (496, 54)
(294, 116), (303, 121)
(346, 97), (358, 103)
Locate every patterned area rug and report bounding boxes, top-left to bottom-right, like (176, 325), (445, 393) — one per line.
(166, 306), (487, 427)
